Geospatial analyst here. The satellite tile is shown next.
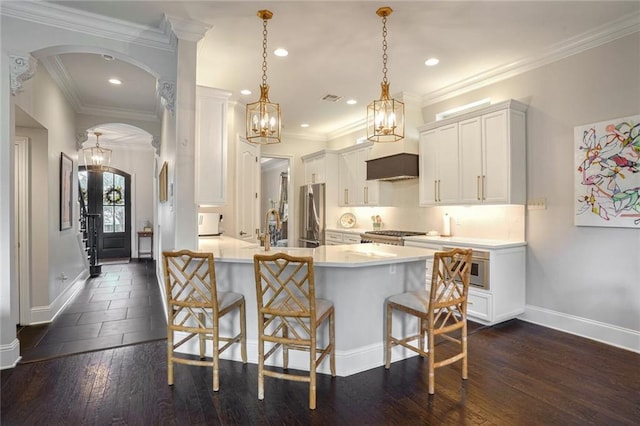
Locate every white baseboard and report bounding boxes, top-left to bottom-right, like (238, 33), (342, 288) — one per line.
(28, 269), (88, 325)
(0, 338), (21, 370)
(519, 305), (640, 353)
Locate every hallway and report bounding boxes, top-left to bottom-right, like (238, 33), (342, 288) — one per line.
(17, 260), (166, 363)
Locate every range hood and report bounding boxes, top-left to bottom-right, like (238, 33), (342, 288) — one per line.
(366, 153), (419, 181)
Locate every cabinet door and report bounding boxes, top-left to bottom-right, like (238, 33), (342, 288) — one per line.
(304, 158), (315, 184)
(343, 234), (362, 244)
(236, 137), (259, 242)
(339, 151), (357, 206)
(195, 87), (228, 205)
(304, 156), (325, 184)
(355, 148), (369, 205)
(325, 231), (343, 245)
(419, 130), (438, 205)
(435, 124), (460, 204)
(459, 117), (483, 204)
(482, 110), (509, 203)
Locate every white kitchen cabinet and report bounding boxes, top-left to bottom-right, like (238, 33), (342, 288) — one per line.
(419, 99), (527, 206)
(338, 142), (392, 206)
(418, 123), (460, 206)
(325, 229), (363, 245)
(404, 239), (526, 325)
(302, 150), (337, 184)
(195, 86), (231, 206)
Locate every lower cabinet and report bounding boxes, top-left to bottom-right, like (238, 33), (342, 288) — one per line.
(325, 230), (363, 245)
(404, 240), (525, 325)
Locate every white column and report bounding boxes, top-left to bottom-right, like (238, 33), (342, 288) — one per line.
(0, 51), (20, 368)
(167, 17), (211, 250)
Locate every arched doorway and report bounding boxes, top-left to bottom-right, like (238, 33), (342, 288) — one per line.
(79, 165), (132, 261)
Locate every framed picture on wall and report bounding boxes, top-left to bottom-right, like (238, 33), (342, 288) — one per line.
(159, 161), (168, 202)
(574, 114), (640, 228)
(60, 152), (73, 230)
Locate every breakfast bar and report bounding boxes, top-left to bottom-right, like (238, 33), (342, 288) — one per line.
(194, 236), (435, 376)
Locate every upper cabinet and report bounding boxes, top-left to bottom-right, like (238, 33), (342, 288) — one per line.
(338, 142), (392, 206)
(195, 86), (231, 206)
(419, 123), (460, 205)
(418, 99), (527, 206)
(302, 150), (338, 185)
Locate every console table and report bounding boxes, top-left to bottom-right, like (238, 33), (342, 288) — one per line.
(137, 231), (153, 260)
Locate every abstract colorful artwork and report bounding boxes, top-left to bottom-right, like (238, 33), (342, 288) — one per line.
(574, 114), (640, 228)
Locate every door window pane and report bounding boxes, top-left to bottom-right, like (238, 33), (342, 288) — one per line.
(102, 171), (126, 233)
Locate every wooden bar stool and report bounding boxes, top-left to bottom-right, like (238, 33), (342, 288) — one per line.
(385, 248), (472, 394)
(253, 252), (336, 409)
(162, 250), (247, 391)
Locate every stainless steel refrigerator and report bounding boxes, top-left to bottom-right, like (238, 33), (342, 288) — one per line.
(299, 183), (325, 247)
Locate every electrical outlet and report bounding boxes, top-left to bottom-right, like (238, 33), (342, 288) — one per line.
(527, 197), (547, 210)
(389, 264), (396, 274)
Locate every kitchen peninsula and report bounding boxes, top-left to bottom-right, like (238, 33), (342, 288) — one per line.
(196, 236), (435, 376)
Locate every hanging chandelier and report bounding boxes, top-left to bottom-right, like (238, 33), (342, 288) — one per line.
(246, 9), (281, 144)
(367, 6), (405, 143)
(83, 131), (111, 169)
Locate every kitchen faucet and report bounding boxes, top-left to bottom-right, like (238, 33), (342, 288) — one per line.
(261, 208), (281, 251)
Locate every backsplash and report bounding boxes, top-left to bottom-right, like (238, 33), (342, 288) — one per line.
(334, 180), (525, 241)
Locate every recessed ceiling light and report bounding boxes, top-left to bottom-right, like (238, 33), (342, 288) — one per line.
(425, 57), (440, 66)
(108, 78), (122, 85)
(240, 89), (252, 95)
(102, 54), (114, 61)
(300, 123), (310, 128)
(274, 48), (288, 57)
(346, 99), (357, 105)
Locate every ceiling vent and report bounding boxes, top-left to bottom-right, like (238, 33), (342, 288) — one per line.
(321, 94), (342, 102)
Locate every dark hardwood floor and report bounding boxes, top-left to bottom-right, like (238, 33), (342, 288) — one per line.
(16, 259), (166, 363)
(3, 320), (638, 425)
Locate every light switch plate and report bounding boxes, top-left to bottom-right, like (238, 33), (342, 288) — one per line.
(527, 197), (547, 210)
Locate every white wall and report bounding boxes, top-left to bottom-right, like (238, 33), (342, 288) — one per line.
(421, 33), (640, 344)
(107, 144), (155, 257)
(13, 63), (87, 320)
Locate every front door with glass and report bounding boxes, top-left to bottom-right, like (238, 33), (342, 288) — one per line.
(79, 166), (132, 260)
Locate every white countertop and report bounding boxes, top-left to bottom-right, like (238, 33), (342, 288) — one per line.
(403, 235), (526, 249)
(198, 236), (434, 267)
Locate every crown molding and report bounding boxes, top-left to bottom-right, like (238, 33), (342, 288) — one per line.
(0, 1), (176, 52)
(422, 10), (640, 106)
(39, 55), (83, 111)
(164, 14), (211, 42)
(79, 104), (160, 123)
(327, 117), (366, 141)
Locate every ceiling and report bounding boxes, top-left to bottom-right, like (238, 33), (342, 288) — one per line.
(38, 1), (639, 142)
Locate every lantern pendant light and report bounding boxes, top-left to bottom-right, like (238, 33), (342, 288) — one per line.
(367, 6), (405, 143)
(83, 131), (111, 169)
(246, 9), (281, 144)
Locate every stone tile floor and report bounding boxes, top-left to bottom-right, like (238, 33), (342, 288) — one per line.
(17, 259), (167, 363)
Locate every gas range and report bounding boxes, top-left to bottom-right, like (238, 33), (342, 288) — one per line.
(360, 230), (427, 246)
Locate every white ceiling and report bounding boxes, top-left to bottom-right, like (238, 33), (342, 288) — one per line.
(38, 1), (640, 141)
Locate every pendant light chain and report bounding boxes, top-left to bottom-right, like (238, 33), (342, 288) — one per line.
(246, 9), (280, 144)
(381, 15), (388, 85)
(367, 6), (404, 143)
(262, 17), (269, 87)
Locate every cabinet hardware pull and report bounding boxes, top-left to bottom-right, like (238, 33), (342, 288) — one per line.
(364, 186), (368, 204)
(344, 188), (348, 205)
(239, 231), (247, 236)
(482, 175), (486, 200)
(312, 173), (316, 183)
(434, 180), (438, 202)
(477, 176), (481, 200)
(438, 180), (441, 202)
